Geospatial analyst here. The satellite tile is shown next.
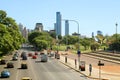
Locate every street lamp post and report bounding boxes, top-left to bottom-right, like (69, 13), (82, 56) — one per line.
(62, 19), (80, 69)
(115, 23), (118, 42)
(62, 19), (80, 49)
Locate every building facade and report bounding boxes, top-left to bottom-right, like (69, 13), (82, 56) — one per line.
(65, 20), (69, 36)
(18, 23), (28, 40)
(56, 12), (62, 36)
(35, 23), (43, 32)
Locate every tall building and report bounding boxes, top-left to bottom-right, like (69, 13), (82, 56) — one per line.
(18, 23), (24, 34)
(23, 27), (28, 39)
(65, 20), (69, 36)
(18, 23), (28, 40)
(56, 12), (62, 36)
(35, 23), (43, 32)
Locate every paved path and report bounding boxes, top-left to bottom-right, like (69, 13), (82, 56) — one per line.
(59, 51), (120, 80)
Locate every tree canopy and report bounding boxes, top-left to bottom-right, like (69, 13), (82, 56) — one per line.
(28, 31), (53, 51)
(0, 10), (25, 55)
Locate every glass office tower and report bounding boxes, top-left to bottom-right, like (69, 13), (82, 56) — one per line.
(56, 12), (62, 36)
(65, 20), (69, 36)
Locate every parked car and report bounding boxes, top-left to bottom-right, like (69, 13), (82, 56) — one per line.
(21, 62), (28, 69)
(0, 59), (6, 64)
(21, 77), (32, 80)
(41, 54), (48, 62)
(1, 70), (10, 78)
(7, 62), (14, 68)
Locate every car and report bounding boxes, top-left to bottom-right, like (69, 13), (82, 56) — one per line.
(48, 52), (54, 57)
(21, 52), (26, 57)
(21, 62), (28, 69)
(32, 55), (37, 59)
(7, 62), (14, 68)
(1, 70), (10, 78)
(41, 54), (48, 62)
(40, 52), (44, 55)
(34, 52), (38, 55)
(0, 59), (6, 64)
(22, 55), (27, 60)
(14, 52), (19, 57)
(21, 77), (32, 80)
(28, 53), (32, 57)
(12, 56), (18, 60)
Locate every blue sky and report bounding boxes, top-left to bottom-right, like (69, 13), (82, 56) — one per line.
(0, 0), (120, 37)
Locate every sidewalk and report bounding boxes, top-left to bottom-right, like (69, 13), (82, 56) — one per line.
(58, 52), (120, 80)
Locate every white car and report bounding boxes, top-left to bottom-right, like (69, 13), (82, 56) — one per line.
(41, 54), (48, 62)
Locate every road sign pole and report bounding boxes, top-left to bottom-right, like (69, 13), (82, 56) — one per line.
(77, 50), (81, 70)
(78, 56), (80, 70)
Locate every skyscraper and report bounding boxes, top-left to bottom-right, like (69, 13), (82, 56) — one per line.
(56, 12), (62, 36)
(65, 20), (69, 36)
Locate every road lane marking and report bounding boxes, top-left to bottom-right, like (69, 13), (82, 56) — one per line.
(28, 56), (38, 80)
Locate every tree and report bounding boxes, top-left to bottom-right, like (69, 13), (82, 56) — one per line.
(61, 35), (78, 45)
(28, 31), (43, 44)
(108, 34), (120, 51)
(33, 39), (47, 51)
(0, 10), (24, 55)
(0, 10), (7, 23)
(90, 42), (100, 51)
(80, 38), (91, 50)
(50, 32), (56, 39)
(28, 31), (54, 50)
(96, 34), (104, 45)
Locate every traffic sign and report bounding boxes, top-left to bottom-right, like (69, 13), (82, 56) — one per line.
(77, 50), (81, 57)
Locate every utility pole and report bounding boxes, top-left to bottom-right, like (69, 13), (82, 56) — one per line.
(115, 23), (118, 42)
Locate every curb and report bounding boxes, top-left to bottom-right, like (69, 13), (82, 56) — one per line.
(59, 60), (109, 80)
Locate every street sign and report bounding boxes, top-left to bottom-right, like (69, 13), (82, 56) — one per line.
(98, 61), (104, 66)
(77, 50), (81, 57)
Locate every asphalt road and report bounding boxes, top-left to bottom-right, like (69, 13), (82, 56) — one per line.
(0, 49), (91, 80)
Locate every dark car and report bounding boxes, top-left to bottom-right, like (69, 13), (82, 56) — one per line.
(28, 53), (32, 57)
(34, 52), (38, 55)
(21, 62), (28, 69)
(0, 59), (6, 65)
(22, 55), (27, 60)
(1, 70), (10, 78)
(7, 62), (14, 68)
(21, 52), (26, 57)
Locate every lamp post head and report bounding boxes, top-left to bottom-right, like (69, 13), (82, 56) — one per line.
(116, 23), (118, 27)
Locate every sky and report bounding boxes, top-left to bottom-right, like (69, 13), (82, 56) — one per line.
(0, 0), (120, 37)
